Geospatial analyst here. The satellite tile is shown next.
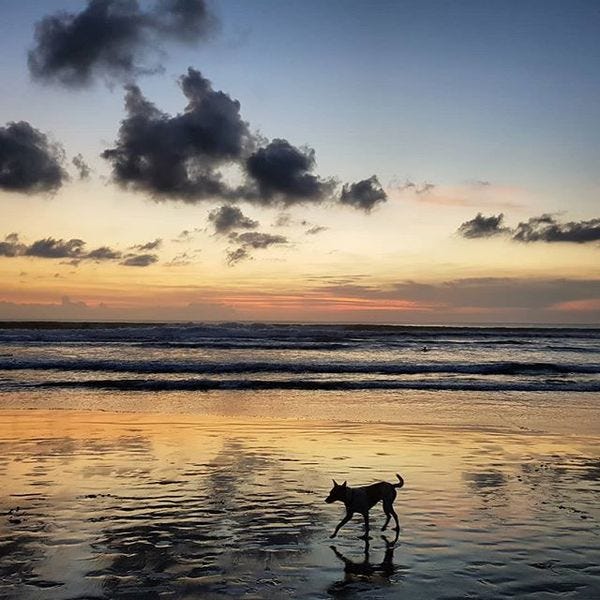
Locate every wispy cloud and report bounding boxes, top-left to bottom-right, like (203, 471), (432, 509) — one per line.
(0, 233), (161, 267)
(389, 178), (526, 209)
(226, 231), (288, 265)
(120, 253), (159, 267)
(457, 213), (600, 244)
(130, 238), (162, 251)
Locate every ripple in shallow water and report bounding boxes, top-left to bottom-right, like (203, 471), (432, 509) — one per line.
(0, 413), (599, 599)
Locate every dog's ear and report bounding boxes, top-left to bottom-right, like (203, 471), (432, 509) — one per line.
(342, 481), (347, 487)
(332, 479), (338, 486)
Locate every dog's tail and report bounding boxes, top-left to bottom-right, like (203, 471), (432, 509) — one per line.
(393, 473), (404, 488)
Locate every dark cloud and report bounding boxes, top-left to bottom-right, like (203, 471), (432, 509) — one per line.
(457, 213), (510, 238)
(86, 246), (122, 260)
(0, 233), (142, 264)
(102, 69), (387, 211)
(226, 231), (287, 266)
(0, 242), (23, 257)
(305, 225), (328, 235)
(208, 205), (258, 234)
(154, 0), (216, 42)
(339, 176), (387, 212)
(120, 253), (159, 267)
(131, 238), (162, 251)
(72, 154), (91, 179)
(0, 121), (66, 193)
(102, 68), (253, 201)
(28, 0), (216, 87)
(25, 237), (86, 259)
(0, 234), (25, 257)
(245, 139), (336, 205)
(513, 214), (600, 244)
(458, 213), (600, 244)
(231, 232), (288, 249)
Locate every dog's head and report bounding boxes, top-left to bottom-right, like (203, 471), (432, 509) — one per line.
(325, 479), (347, 503)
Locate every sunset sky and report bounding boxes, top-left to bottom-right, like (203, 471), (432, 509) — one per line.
(1, 0), (599, 323)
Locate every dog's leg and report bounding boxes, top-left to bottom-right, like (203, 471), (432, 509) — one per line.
(382, 496), (394, 531)
(360, 511), (370, 540)
(390, 506), (400, 531)
(330, 512), (353, 538)
(381, 510), (391, 531)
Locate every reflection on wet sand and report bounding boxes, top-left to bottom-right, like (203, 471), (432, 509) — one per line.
(328, 535), (404, 596)
(0, 410), (599, 599)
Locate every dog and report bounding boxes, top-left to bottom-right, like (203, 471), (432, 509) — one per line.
(325, 474), (404, 539)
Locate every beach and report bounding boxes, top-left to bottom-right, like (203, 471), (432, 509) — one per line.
(3, 0), (600, 596)
(1, 385), (599, 599)
(1, 323), (599, 598)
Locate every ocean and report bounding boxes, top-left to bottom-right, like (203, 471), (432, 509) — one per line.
(1, 322), (599, 598)
(0, 322), (598, 394)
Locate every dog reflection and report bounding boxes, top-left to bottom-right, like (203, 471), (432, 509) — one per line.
(328, 536), (399, 593)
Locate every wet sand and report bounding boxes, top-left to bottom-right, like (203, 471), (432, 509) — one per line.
(1, 392), (599, 599)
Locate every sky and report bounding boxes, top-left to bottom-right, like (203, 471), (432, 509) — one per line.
(0, 0), (599, 324)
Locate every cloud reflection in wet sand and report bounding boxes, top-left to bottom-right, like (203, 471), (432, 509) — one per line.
(0, 411), (599, 599)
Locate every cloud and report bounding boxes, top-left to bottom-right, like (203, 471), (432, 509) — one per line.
(458, 213), (600, 244)
(0, 121), (67, 193)
(225, 247), (249, 266)
(0, 296), (238, 322)
(226, 231), (287, 265)
(314, 276), (600, 322)
(0, 233), (153, 264)
(86, 246), (122, 260)
(391, 178), (525, 209)
(244, 139), (336, 205)
(274, 213), (292, 227)
(232, 232), (288, 249)
(131, 238), (162, 251)
(339, 175), (387, 212)
(172, 228), (202, 242)
(513, 214), (600, 244)
(24, 237), (125, 264)
(102, 68), (253, 201)
(0, 234), (25, 257)
(72, 154), (91, 179)
(120, 253), (159, 267)
(305, 225), (328, 235)
(390, 178), (436, 195)
(174, 230), (192, 241)
(208, 205), (258, 234)
(28, 0), (216, 87)
(25, 237), (86, 259)
(457, 213), (510, 238)
(103, 69), (387, 211)
(165, 251), (194, 267)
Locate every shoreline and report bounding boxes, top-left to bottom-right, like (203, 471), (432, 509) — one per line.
(1, 387), (599, 435)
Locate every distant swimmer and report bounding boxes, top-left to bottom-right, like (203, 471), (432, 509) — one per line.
(421, 346), (429, 352)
